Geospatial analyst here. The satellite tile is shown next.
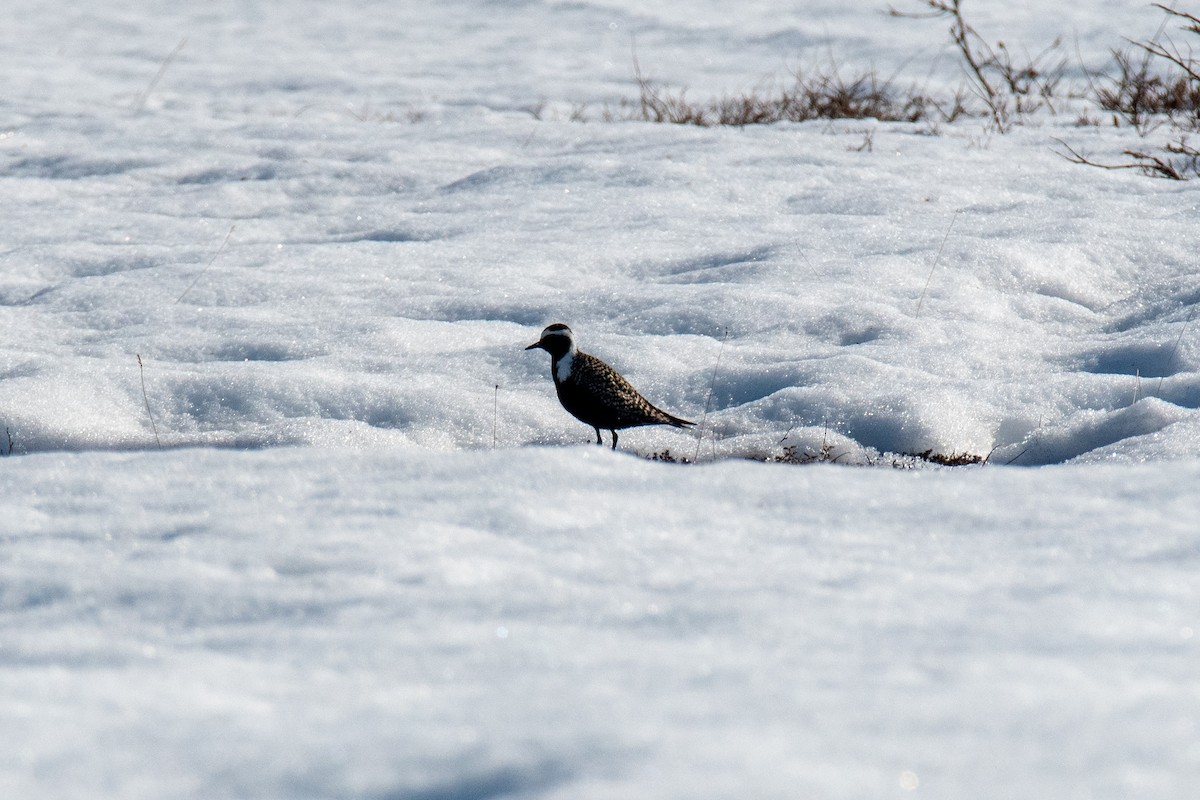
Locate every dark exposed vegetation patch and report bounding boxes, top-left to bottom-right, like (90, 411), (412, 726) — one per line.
(645, 448), (693, 464)
(1095, 46), (1200, 129)
(627, 60), (940, 127)
(643, 443), (986, 468)
(768, 441), (846, 465)
(907, 448), (985, 466)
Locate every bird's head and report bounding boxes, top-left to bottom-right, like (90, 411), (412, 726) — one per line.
(524, 323), (576, 360)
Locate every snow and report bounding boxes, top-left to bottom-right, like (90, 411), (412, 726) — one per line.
(4, 449), (1199, 799)
(2, 0), (1199, 798)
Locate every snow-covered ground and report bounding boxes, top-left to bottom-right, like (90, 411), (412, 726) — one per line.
(2, 1), (1198, 798)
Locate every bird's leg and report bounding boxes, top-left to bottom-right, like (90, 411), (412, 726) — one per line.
(610, 430), (618, 450)
(594, 427), (603, 445)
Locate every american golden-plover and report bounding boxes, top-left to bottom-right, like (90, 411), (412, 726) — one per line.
(525, 323), (694, 449)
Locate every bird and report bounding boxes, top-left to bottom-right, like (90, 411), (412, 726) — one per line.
(525, 323), (695, 450)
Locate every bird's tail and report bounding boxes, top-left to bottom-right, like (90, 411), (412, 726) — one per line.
(663, 411), (695, 429)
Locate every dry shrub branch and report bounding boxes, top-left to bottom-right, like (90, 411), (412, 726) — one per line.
(612, 0), (1200, 180)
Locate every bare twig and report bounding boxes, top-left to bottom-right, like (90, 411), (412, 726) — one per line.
(1138, 39), (1200, 85)
(897, 0), (1065, 130)
(1053, 138), (1137, 170)
(1145, 4), (1200, 82)
(1052, 137), (1195, 180)
(912, 0), (1006, 127)
(1123, 146), (1187, 179)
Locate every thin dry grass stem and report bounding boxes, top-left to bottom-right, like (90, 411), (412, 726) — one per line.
(492, 384), (499, 449)
(132, 37), (187, 114)
(1003, 447), (1030, 465)
(693, 327), (728, 464)
(2, 426), (13, 457)
(137, 354), (162, 449)
(178, 223), (236, 304)
(1003, 418), (1044, 465)
(1156, 300), (1198, 396)
(915, 209), (960, 317)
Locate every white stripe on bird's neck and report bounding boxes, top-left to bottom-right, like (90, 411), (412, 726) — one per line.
(554, 349), (574, 382)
